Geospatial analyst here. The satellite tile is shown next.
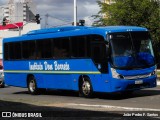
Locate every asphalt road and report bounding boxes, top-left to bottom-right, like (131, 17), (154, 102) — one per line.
(0, 86), (160, 120)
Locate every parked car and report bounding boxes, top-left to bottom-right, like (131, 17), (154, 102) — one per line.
(0, 66), (4, 88)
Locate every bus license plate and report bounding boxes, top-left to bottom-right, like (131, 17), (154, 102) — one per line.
(135, 80), (143, 84)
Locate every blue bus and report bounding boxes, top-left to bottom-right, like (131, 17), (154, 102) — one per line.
(3, 26), (157, 97)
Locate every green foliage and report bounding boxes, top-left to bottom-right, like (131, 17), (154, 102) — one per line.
(93, 0), (160, 63)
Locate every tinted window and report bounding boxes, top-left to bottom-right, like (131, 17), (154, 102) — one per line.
(37, 39), (52, 59)
(8, 42), (22, 60)
(53, 37), (70, 58)
(14, 42), (22, 59)
(21, 40), (36, 59)
(4, 43), (9, 60)
(4, 34), (104, 60)
(71, 36), (90, 58)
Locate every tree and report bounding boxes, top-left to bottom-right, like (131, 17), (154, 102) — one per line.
(93, 0), (160, 63)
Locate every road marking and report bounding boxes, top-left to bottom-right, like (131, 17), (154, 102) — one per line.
(68, 103), (160, 111)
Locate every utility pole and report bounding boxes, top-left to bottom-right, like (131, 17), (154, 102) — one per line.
(45, 14), (49, 28)
(11, 23), (21, 36)
(74, 0), (77, 26)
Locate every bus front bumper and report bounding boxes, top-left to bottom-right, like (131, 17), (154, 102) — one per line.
(110, 75), (157, 92)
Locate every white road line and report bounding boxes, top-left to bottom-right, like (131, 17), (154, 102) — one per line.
(68, 103), (160, 111)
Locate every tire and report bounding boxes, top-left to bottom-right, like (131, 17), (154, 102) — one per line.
(0, 81), (5, 88)
(79, 77), (93, 98)
(28, 76), (39, 95)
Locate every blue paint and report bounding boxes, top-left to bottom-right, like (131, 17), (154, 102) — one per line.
(3, 26), (157, 93)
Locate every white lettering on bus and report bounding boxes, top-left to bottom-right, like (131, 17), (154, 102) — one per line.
(54, 61), (70, 71)
(29, 61), (70, 71)
(29, 62), (43, 70)
(44, 61), (53, 70)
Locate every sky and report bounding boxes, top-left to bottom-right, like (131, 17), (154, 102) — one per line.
(0, 0), (100, 28)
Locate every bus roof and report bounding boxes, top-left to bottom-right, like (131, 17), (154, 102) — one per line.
(3, 26), (148, 43)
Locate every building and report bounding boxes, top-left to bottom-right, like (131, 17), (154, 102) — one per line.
(0, 0), (36, 23)
(0, 0), (41, 61)
(103, 0), (115, 4)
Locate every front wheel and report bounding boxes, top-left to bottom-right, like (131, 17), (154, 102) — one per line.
(28, 76), (39, 95)
(79, 77), (93, 98)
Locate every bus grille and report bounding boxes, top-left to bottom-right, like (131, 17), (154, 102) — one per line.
(124, 74), (150, 80)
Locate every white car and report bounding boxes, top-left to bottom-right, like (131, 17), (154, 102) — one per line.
(0, 70), (4, 88)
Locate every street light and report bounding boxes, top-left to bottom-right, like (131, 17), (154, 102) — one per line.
(11, 23), (21, 36)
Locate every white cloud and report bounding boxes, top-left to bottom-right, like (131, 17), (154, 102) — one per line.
(83, 16), (93, 26)
(0, 0), (100, 27)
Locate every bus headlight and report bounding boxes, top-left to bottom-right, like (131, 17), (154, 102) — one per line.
(111, 68), (124, 79)
(150, 69), (156, 76)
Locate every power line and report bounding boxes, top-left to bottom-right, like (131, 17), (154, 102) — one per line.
(49, 22), (72, 28)
(44, 13), (72, 28)
(48, 14), (71, 23)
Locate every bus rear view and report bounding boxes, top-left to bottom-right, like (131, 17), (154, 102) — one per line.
(3, 26), (157, 98)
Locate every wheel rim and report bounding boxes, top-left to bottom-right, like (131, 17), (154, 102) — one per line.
(29, 80), (36, 92)
(82, 81), (91, 96)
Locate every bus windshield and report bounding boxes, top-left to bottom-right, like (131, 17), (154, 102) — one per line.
(110, 31), (155, 69)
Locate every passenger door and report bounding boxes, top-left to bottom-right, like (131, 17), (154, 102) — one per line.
(91, 42), (108, 73)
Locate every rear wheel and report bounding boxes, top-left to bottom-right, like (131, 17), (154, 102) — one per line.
(79, 77), (93, 98)
(0, 81), (5, 88)
(28, 76), (39, 95)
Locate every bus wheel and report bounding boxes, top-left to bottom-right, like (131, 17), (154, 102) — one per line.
(79, 77), (93, 98)
(28, 76), (39, 95)
(0, 81), (5, 88)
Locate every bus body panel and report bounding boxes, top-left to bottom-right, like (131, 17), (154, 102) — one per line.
(4, 59), (101, 90)
(4, 73), (27, 87)
(3, 26), (157, 94)
(110, 75), (157, 92)
(4, 59), (156, 93)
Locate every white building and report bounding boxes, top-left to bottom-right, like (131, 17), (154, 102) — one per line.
(0, 0), (36, 23)
(0, 0), (40, 60)
(103, 0), (115, 4)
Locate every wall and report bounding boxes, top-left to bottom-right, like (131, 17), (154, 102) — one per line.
(0, 23), (41, 59)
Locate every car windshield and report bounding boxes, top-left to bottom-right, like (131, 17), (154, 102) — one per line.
(109, 31), (155, 69)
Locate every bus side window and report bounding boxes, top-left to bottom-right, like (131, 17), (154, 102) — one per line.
(70, 36), (88, 58)
(53, 38), (70, 58)
(28, 41), (36, 59)
(4, 43), (9, 60)
(22, 41), (29, 59)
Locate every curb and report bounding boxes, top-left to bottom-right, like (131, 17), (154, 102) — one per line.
(157, 81), (160, 86)
(157, 79), (160, 86)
